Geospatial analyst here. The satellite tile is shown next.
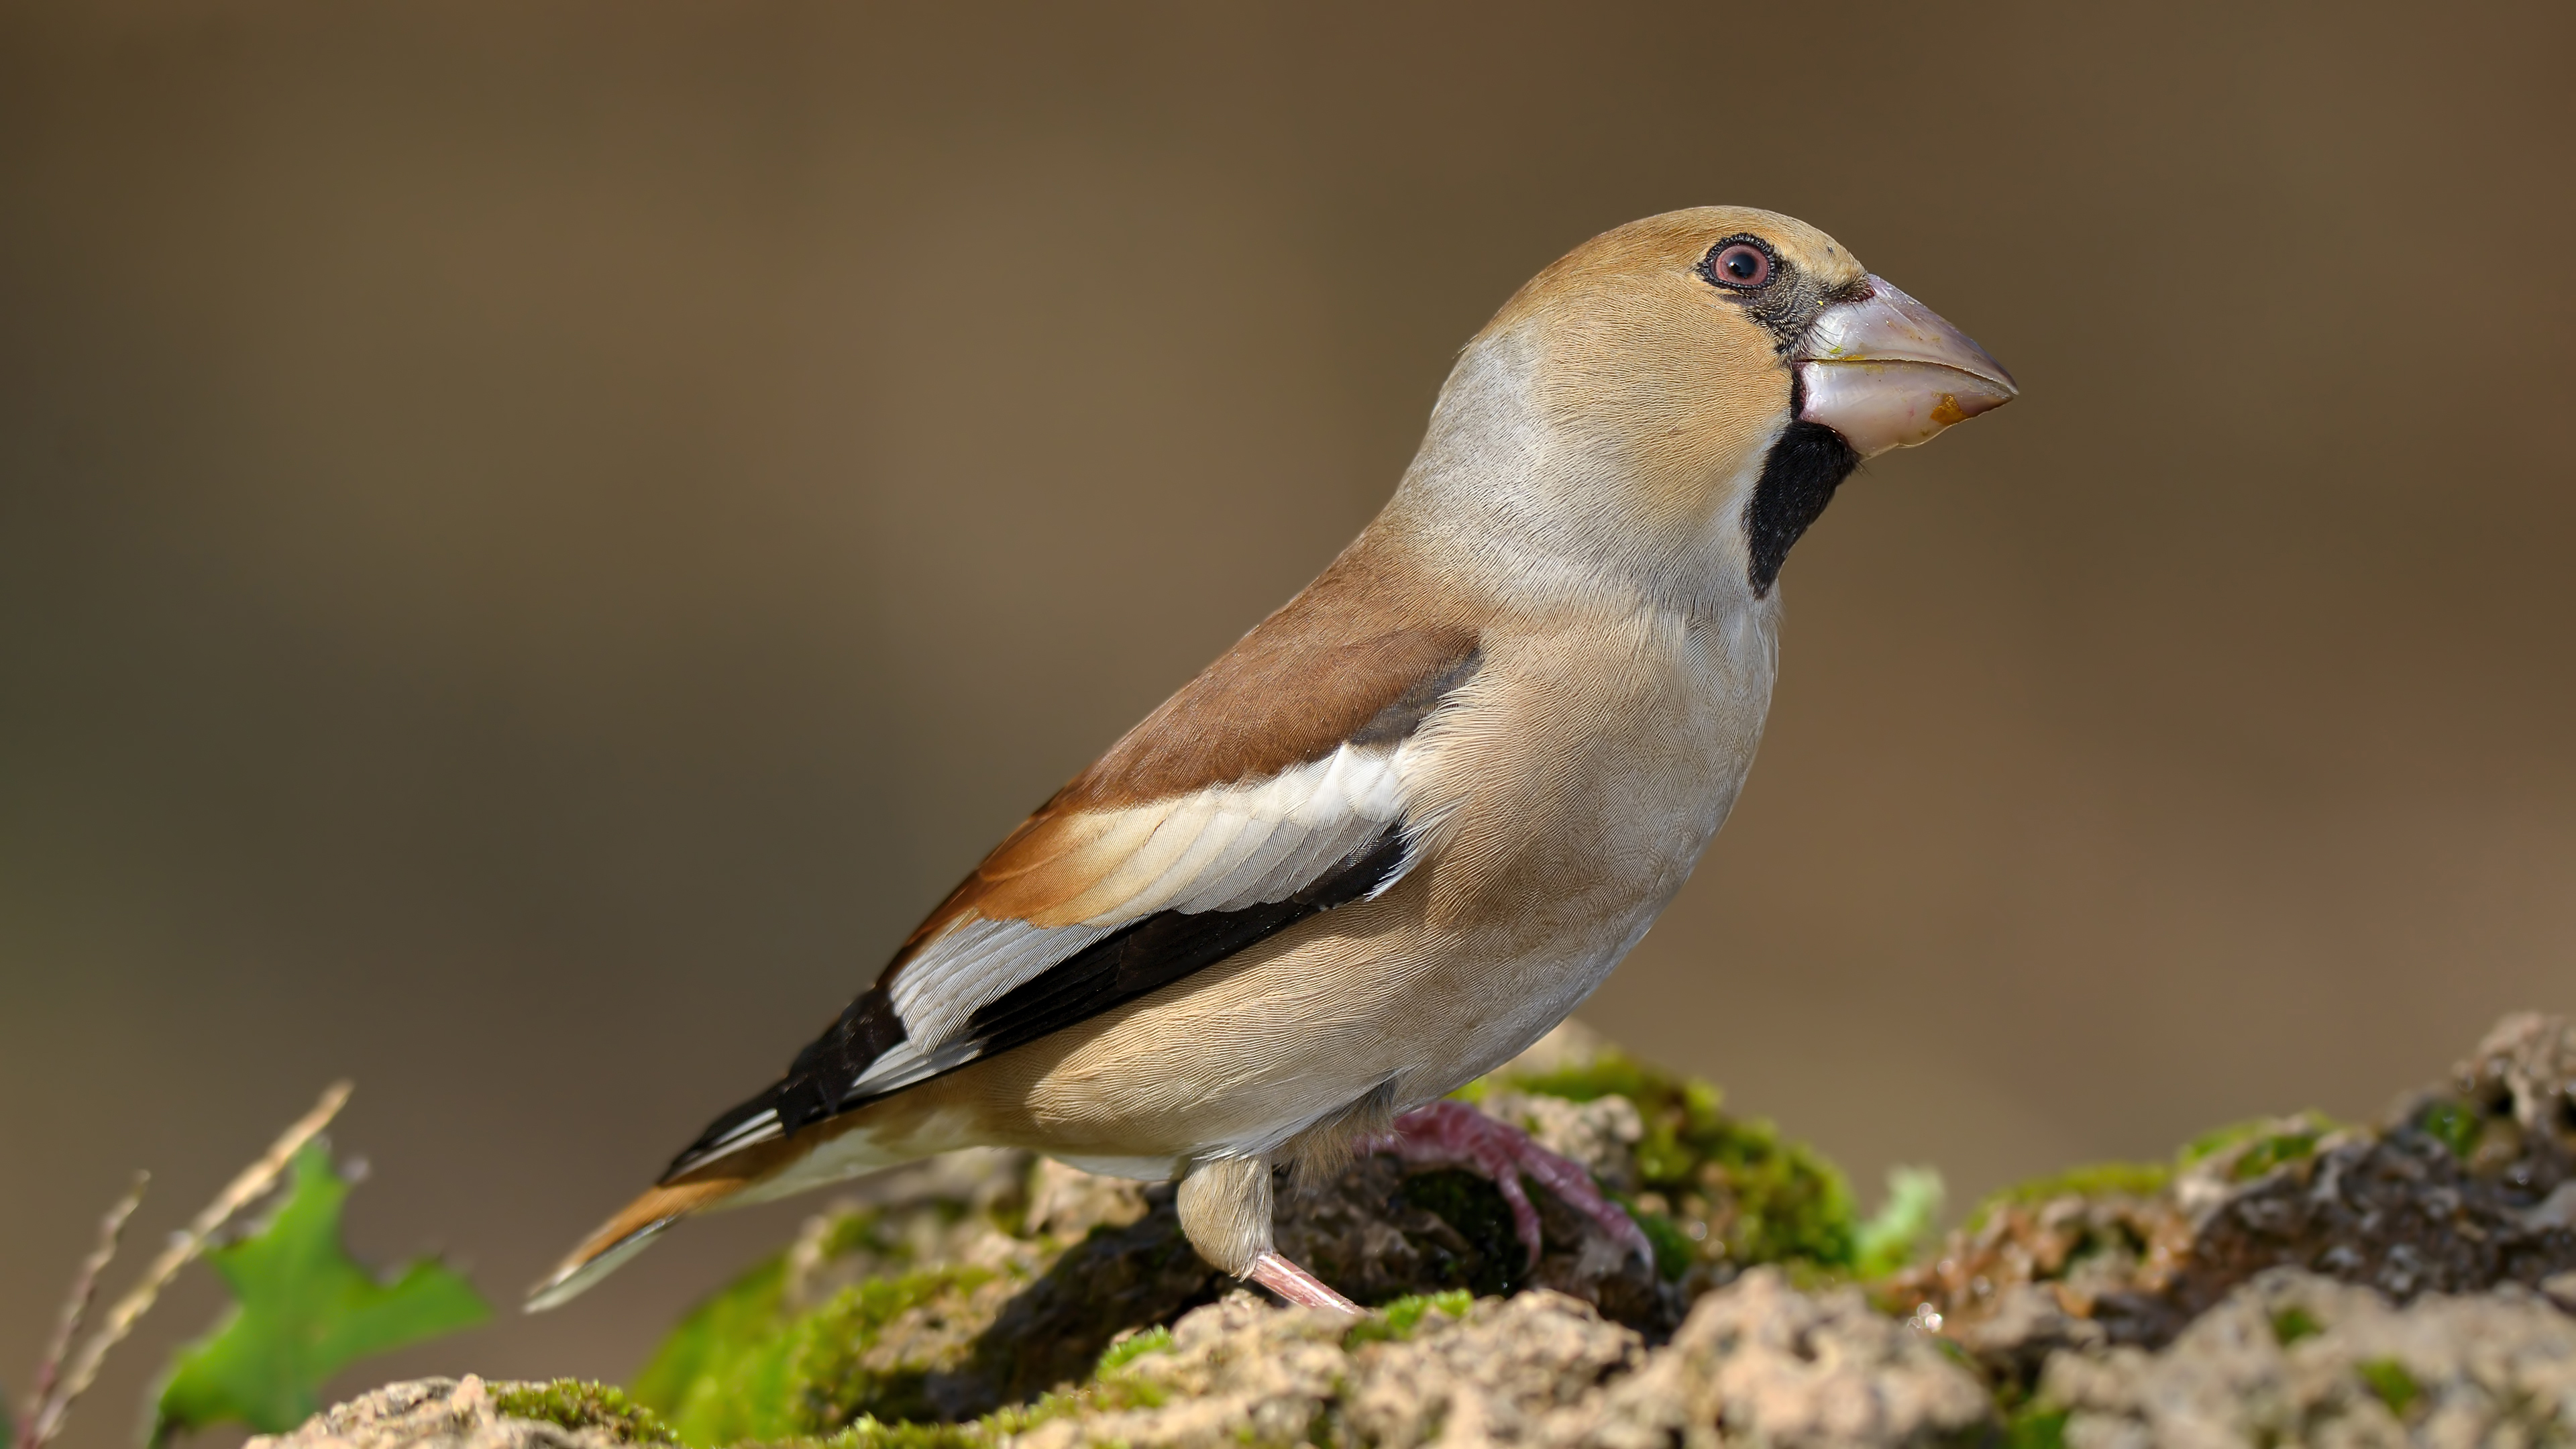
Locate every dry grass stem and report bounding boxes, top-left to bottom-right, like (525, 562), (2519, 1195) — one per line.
(24, 1082), (353, 1449)
(16, 1171), (148, 1448)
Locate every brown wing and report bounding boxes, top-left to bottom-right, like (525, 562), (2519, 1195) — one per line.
(663, 551), (1481, 1179)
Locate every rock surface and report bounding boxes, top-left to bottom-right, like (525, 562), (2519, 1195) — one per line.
(1585, 1270), (1993, 1449)
(1029, 1269), (1994, 1449)
(1887, 1012), (2576, 1387)
(275, 1014), (2576, 1448)
(265, 1275), (1995, 1449)
(2041, 1269), (2576, 1448)
(622, 1022), (1858, 1443)
(248, 1377), (659, 1449)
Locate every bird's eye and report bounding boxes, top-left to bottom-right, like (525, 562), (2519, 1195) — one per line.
(1705, 240), (1774, 290)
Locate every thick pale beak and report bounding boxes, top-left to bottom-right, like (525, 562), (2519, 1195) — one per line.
(1796, 277), (2017, 458)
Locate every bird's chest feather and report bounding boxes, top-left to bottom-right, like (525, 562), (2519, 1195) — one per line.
(1407, 598), (1776, 976)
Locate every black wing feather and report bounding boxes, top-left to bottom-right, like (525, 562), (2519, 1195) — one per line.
(956, 828), (1407, 1061)
(661, 828), (1407, 1181)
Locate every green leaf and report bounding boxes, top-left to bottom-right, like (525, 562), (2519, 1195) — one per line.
(154, 1144), (489, 1439)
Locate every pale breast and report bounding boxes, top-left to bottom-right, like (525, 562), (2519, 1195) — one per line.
(1382, 596), (1778, 1091)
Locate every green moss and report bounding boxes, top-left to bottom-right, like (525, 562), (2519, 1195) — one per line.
(2230, 1129), (2324, 1181)
(1966, 1161), (2171, 1232)
(2414, 1098), (2481, 1160)
(1093, 1325), (1174, 1375)
(1501, 1047), (1860, 1273)
(789, 1267), (999, 1431)
(490, 1381), (679, 1445)
(2269, 1305), (2322, 1346)
(1393, 1289), (1472, 1335)
(1957, 1113), (2345, 1240)
(2000, 1403), (2069, 1449)
(983, 1373), (1167, 1433)
(753, 1380), (1179, 1449)
(1344, 1291), (1472, 1347)
(821, 1416), (987, 1449)
(1508, 1053), (1670, 1108)
(976, 1394), (1076, 1439)
(629, 1246), (1007, 1446)
(2177, 1120), (2263, 1167)
(2357, 1357), (2421, 1418)
(2178, 1114), (2337, 1179)
(1095, 1378), (1169, 1412)
(1666, 1107), (1851, 1265)
(775, 1367), (1183, 1449)
(631, 1255), (805, 1446)
(1398, 1169), (1525, 1296)
(1628, 1203), (1699, 1280)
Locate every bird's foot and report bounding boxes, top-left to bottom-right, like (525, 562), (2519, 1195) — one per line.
(1368, 1099), (1653, 1270)
(1244, 1250), (1361, 1313)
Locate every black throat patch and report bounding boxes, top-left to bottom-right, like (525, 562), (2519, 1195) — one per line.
(1743, 411), (1860, 598)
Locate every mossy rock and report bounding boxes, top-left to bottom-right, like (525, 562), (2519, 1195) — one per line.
(1479, 1036), (1872, 1277)
(627, 1028), (1883, 1442)
(487, 1381), (680, 1446)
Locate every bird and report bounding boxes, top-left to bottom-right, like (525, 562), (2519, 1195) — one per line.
(527, 206), (2015, 1314)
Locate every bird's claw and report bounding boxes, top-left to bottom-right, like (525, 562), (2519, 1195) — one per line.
(1365, 1099), (1654, 1271)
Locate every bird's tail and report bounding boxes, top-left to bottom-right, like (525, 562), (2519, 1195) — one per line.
(524, 1175), (747, 1311)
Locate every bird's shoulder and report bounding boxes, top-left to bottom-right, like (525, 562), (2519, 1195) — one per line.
(922, 556), (1479, 936)
(1060, 561), (1482, 811)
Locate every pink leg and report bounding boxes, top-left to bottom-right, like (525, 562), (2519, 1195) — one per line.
(1367, 1100), (1654, 1270)
(1244, 1250), (1360, 1312)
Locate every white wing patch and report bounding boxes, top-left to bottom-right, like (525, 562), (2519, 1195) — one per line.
(663, 727), (1449, 1177)
(876, 918), (1116, 1055)
(878, 741), (1417, 1066)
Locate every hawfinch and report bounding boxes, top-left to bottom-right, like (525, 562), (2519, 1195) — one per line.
(530, 207), (2015, 1313)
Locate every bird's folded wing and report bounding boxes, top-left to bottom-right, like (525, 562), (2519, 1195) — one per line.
(664, 598), (1480, 1183)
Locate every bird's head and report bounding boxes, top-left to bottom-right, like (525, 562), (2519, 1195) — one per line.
(1400, 207), (2015, 601)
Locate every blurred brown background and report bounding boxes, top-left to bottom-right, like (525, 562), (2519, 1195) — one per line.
(3, 1), (2571, 1441)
